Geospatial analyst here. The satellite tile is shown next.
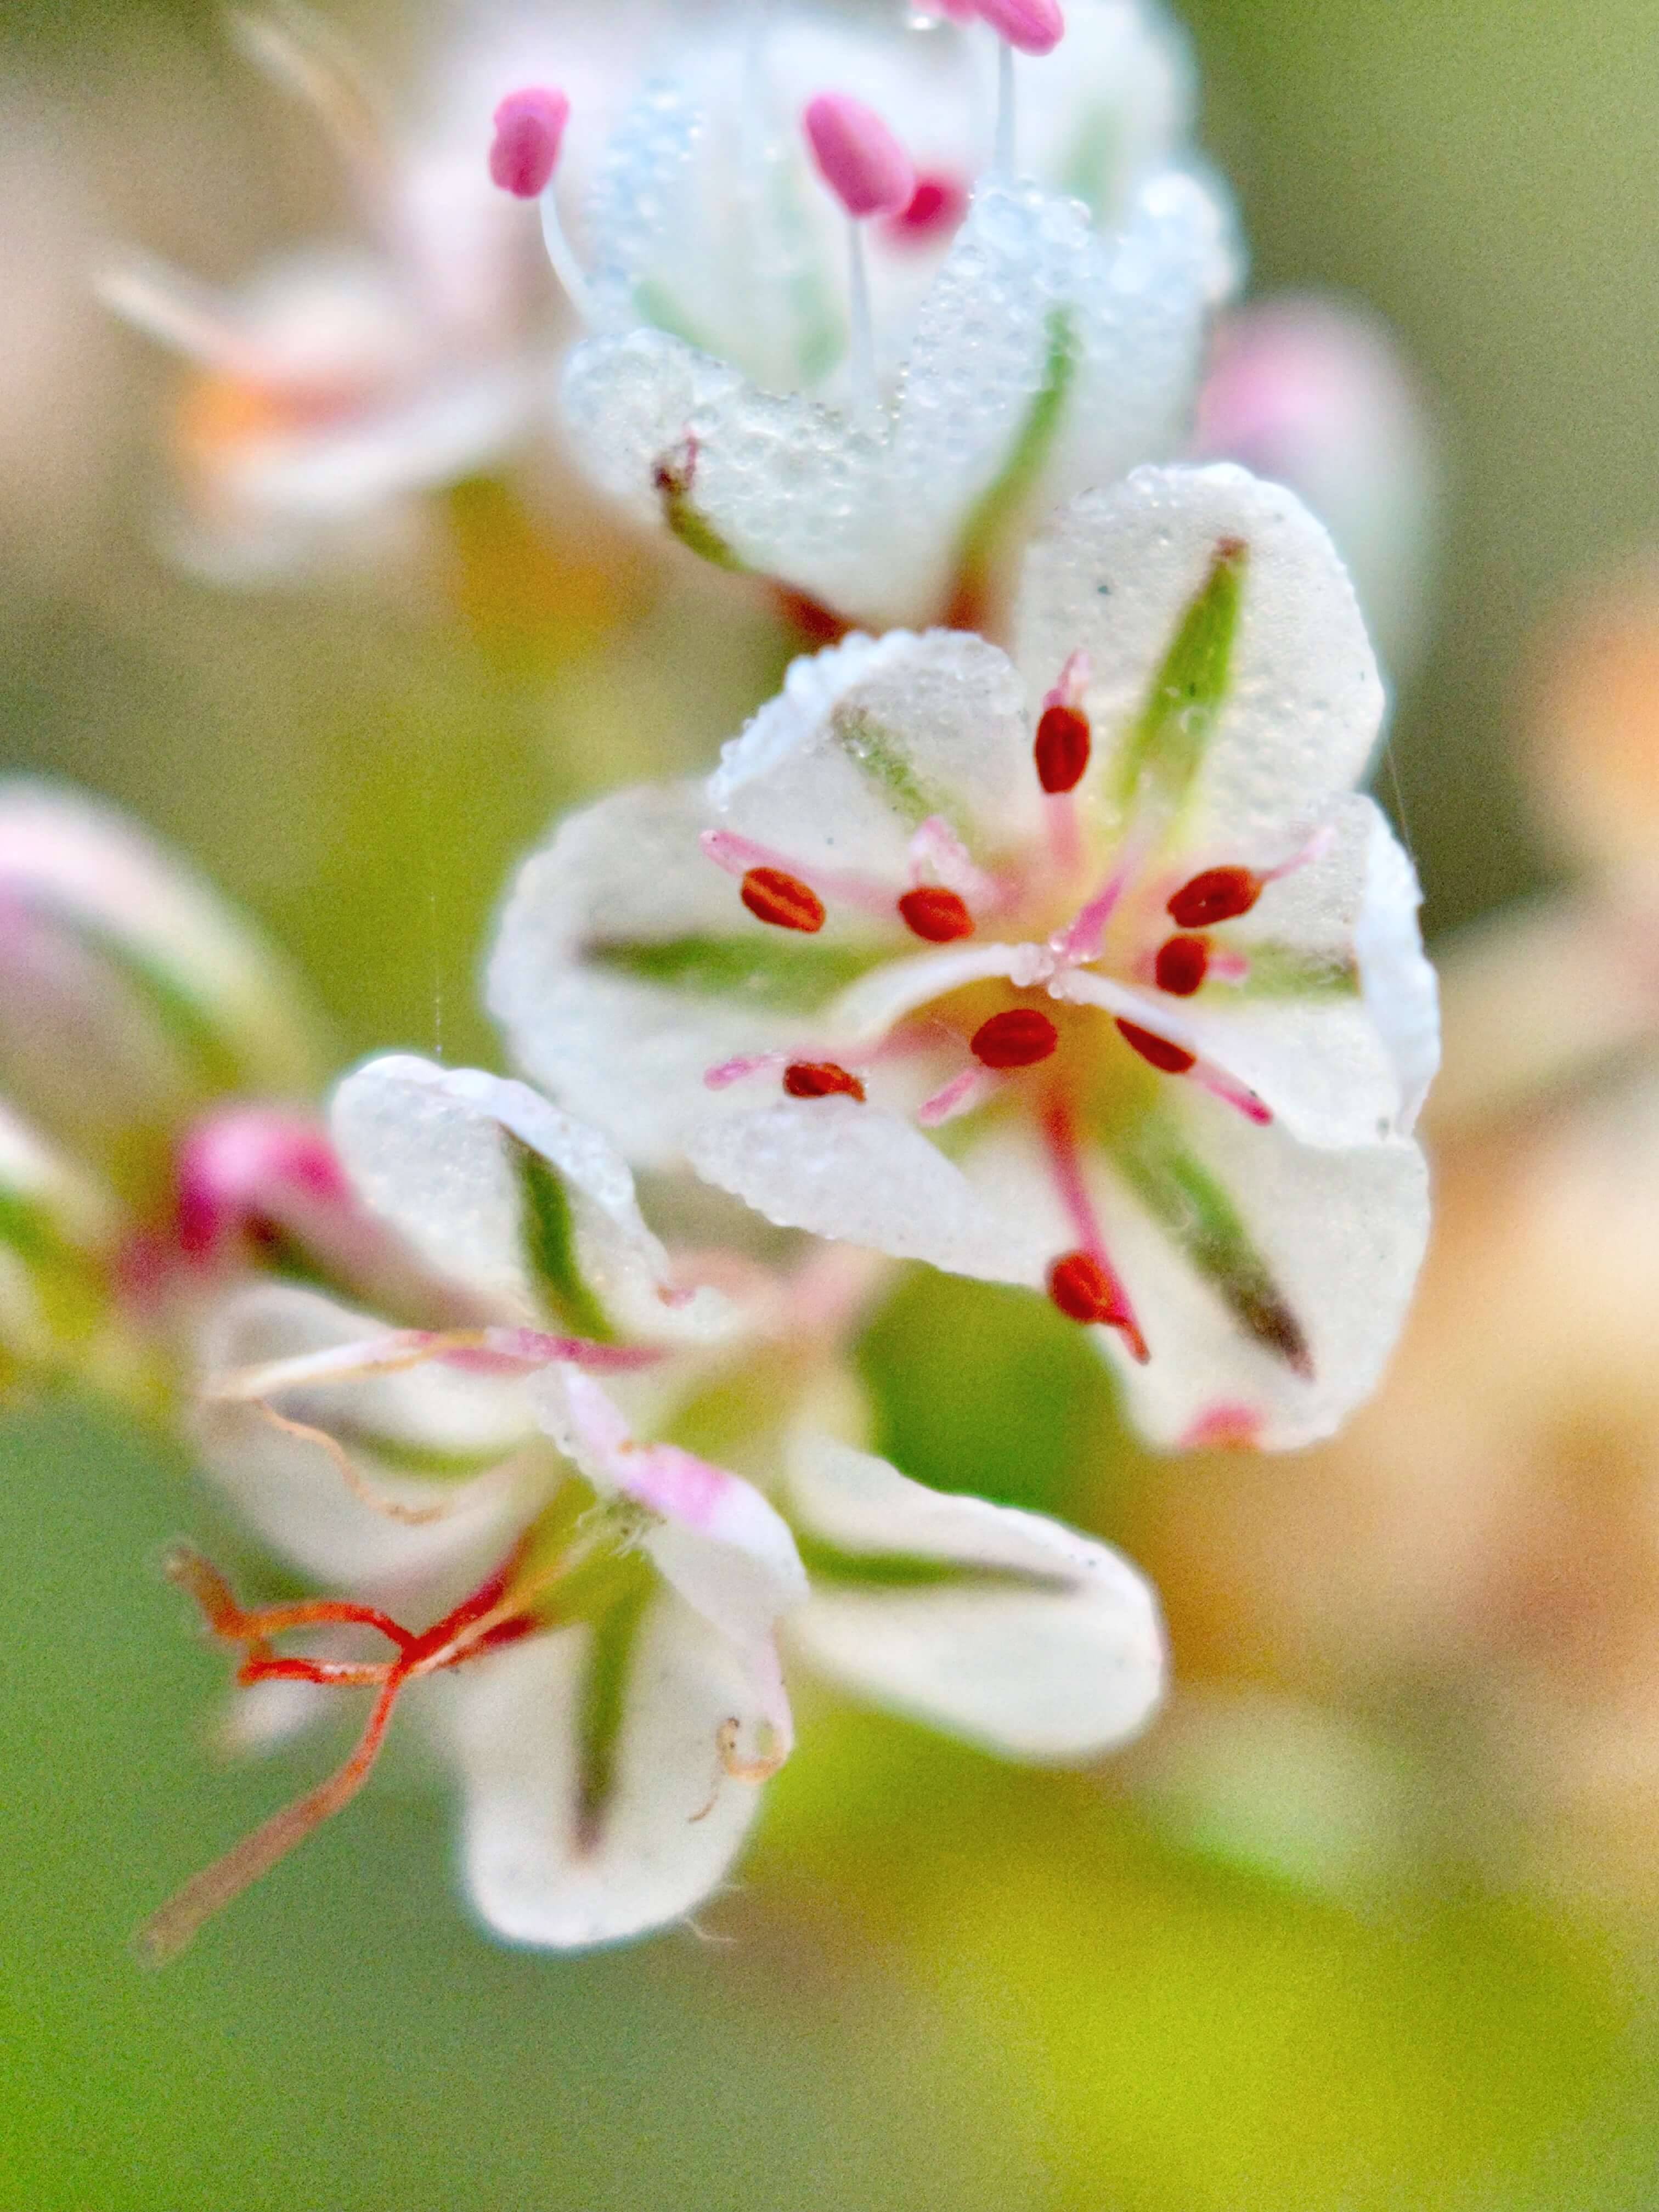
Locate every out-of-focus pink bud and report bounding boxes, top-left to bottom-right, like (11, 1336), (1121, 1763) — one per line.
(0, 782), (326, 1203)
(804, 94), (917, 221)
(972, 0), (1065, 57)
(174, 1107), (352, 1267)
(1193, 296), (1440, 684)
(489, 87), (570, 199)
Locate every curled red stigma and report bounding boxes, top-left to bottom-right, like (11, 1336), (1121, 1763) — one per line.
(741, 867), (826, 933)
(1035, 703), (1091, 794)
(1047, 1250), (1150, 1359)
(1116, 1020), (1197, 1076)
(898, 885), (975, 942)
(971, 1008), (1059, 1069)
(1154, 935), (1210, 996)
(1168, 866), (1260, 929)
(783, 1060), (866, 1101)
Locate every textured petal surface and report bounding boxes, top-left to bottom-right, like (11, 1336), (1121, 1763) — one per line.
(686, 1097), (1051, 1285)
(448, 1592), (772, 1950)
(785, 1435), (1165, 1759)
(330, 1055), (727, 1341)
(1017, 465), (1385, 842)
(711, 629), (1040, 868)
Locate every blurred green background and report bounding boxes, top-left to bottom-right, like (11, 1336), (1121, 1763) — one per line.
(6, 1), (1659, 2207)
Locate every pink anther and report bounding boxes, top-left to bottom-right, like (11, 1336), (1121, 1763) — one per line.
(176, 1107), (351, 1265)
(804, 94), (916, 220)
(972, 0), (1065, 55)
(488, 87), (570, 199)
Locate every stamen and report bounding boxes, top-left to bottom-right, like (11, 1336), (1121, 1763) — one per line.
(881, 172), (969, 247)
(1039, 1102), (1148, 1361)
(1115, 1019), (1197, 1076)
(916, 1063), (1001, 1126)
(974, 0), (1065, 55)
(741, 867), (826, 934)
(489, 87), (569, 199)
(1035, 704), (1091, 795)
(1167, 865), (1260, 929)
(1154, 935), (1210, 996)
(783, 1061), (866, 1101)
(701, 827), (893, 919)
(704, 1052), (789, 1090)
(804, 94), (915, 414)
(970, 1007), (1059, 1068)
(899, 885), (975, 941)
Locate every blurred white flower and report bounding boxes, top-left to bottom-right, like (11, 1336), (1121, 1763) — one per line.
(490, 462), (1436, 1449)
(520, 0), (1234, 625)
(1194, 293), (1442, 687)
(153, 1051), (1163, 1954)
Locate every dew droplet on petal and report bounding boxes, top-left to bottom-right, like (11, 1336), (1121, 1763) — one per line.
(898, 885), (975, 942)
(970, 1008), (1059, 1068)
(742, 867), (826, 933)
(783, 1061), (866, 1101)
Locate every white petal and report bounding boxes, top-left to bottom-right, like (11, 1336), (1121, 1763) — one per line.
(685, 1097), (1050, 1286)
(784, 1435), (1165, 1760)
(488, 781), (848, 1167)
(537, 1369), (808, 1653)
(330, 1056), (730, 1343)
(0, 778), (321, 1094)
(448, 1593), (773, 1950)
(711, 630), (1041, 871)
(191, 1282), (541, 1592)
(1353, 802), (1440, 1136)
(1017, 464), (1385, 842)
(965, 1102), (1430, 1451)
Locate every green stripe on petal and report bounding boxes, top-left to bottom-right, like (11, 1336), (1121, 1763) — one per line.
(1114, 535), (1248, 817)
(589, 933), (881, 1012)
(652, 451), (748, 574)
(511, 1137), (616, 1345)
(574, 1577), (653, 1852)
(829, 704), (957, 833)
(1115, 1112), (1311, 1376)
(1230, 944), (1361, 998)
(951, 307), (1079, 616)
(795, 1533), (1066, 1594)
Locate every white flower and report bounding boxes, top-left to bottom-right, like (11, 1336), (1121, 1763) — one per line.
(536, 0), (1234, 626)
(97, 3), (661, 580)
(489, 463), (1438, 1451)
(154, 1051), (1163, 1953)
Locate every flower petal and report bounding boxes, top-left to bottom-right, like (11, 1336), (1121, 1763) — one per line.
(710, 629), (1040, 871)
(685, 1096), (1051, 1286)
(784, 1434), (1165, 1760)
(1017, 464), (1385, 843)
(447, 1590), (776, 1950)
(330, 1056), (731, 1343)
(488, 781), (877, 1167)
(192, 1282), (542, 1590)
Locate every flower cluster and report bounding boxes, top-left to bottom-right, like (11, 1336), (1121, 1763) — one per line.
(46, 0), (1442, 1959)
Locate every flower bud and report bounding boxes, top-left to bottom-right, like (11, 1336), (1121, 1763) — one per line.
(0, 782), (328, 1206)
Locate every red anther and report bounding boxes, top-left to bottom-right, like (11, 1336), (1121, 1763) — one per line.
(1044, 1256), (1124, 1318)
(741, 866), (826, 933)
(488, 87), (569, 198)
(804, 93), (916, 219)
(884, 171), (969, 244)
(1116, 1020), (1196, 1076)
(1154, 934), (1210, 997)
(1034, 703), (1092, 794)
(970, 1007), (1059, 1069)
(1167, 865), (1260, 929)
(898, 885), (975, 942)
(783, 1061), (866, 1101)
